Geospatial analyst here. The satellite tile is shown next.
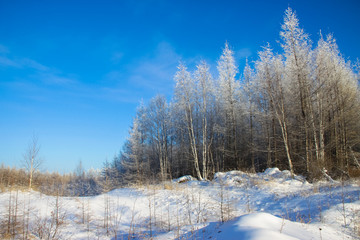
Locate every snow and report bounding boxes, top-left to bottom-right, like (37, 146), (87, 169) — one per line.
(172, 175), (197, 183)
(1, 168), (359, 239)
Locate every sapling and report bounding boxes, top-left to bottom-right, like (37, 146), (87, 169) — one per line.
(318, 202), (323, 223)
(128, 197), (138, 239)
(185, 186), (193, 229)
(306, 197), (312, 223)
(341, 181), (347, 227)
(147, 187), (153, 238)
(103, 193), (110, 234)
(245, 180), (251, 213)
(175, 197), (181, 239)
(33, 192), (67, 240)
(85, 198), (92, 239)
(152, 186), (157, 230)
(195, 189), (206, 223)
(13, 190), (19, 237)
(109, 196), (123, 240)
(280, 216), (285, 233)
(218, 179), (225, 223)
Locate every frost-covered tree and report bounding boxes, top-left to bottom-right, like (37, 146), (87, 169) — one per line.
(119, 102), (151, 185)
(216, 43), (241, 170)
(280, 7), (315, 174)
(174, 63), (203, 180)
(255, 45), (295, 177)
(314, 34), (360, 177)
(242, 59), (256, 172)
(194, 60), (215, 179)
(108, 7), (360, 183)
(147, 95), (172, 181)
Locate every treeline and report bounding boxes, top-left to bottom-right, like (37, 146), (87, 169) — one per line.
(0, 164), (103, 196)
(106, 8), (360, 184)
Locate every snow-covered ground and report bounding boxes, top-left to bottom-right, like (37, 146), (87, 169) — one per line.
(0, 168), (359, 239)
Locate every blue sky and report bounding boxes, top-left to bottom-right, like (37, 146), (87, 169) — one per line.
(1, 0), (359, 173)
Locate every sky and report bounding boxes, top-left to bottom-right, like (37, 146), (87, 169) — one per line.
(1, 0), (359, 173)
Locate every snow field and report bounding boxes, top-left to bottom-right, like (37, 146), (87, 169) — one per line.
(0, 168), (359, 239)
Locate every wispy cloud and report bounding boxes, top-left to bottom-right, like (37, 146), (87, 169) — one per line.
(0, 56), (21, 68)
(100, 41), (181, 103)
(235, 48), (252, 60)
(127, 41), (181, 92)
(35, 72), (77, 86)
(104, 71), (123, 83)
(111, 52), (124, 64)
(22, 58), (50, 72)
(0, 45), (77, 87)
(0, 44), (9, 54)
(100, 87), (144, 104)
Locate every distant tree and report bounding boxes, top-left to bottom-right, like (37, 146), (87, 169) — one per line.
(23, 135), (42, 190)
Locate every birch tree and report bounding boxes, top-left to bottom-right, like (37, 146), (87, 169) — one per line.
(23, 135), (42, 190)
(174, 63), (203, 180)
(255, 45), (295, 177)
(194, 60), (215, 179)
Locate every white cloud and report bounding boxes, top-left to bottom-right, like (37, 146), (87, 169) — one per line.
(128, 41), (181, 92)
(111, 52), (124, 64)
(0, 56), (21, 68)
(22, 58), (49, 72)
(104, 71), (123, 82)
(36, 72), (77, 86)
(0, 44), (77, 87)
(100, 87), (142, 103)
(0, 44), (9, 54)
(235, 48), (252, 60)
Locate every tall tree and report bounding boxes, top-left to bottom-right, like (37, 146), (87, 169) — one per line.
(217, 43), (241, 170)
(174, 63), (203, 180)
(147, 95), (172, 181)
(255, 45), (295, 177)
(280, 7), (315, 174)
(243, 59), (256, 172)
(194, 60), (215, 179)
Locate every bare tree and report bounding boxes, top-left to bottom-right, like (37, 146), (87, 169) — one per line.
(23, 135), (42, 190)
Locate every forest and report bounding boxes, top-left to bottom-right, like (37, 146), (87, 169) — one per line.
(106, 7), (360, 185)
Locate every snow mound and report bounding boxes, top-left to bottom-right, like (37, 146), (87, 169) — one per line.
(172, 175), (196, 183)
(262, 168), (293, 180)
(213, 170), (250, 185)
(217, 213), (315, 240)
(212, 168), (308, 189)
(263, 167), (282, 175)
(261, 168), (308, 186)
